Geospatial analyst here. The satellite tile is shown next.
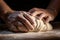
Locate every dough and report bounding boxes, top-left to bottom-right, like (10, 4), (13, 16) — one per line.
(30, 16), (53, 32)
(7, 11), (53, 32)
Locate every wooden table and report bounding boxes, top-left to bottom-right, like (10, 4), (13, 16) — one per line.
(0, 22), (60, 40)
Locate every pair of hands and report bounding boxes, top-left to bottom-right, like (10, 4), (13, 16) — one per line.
(5, 8), (55, 32)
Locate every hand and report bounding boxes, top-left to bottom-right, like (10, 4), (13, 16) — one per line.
(5, 11), (35, 32)
(29, 8), (55, 22)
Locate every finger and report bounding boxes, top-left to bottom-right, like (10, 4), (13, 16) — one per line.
(39, 13), (47, 20)
(11, 20), (28, 32)
(23, 11), (38, 29)
(23, 12), (37, 28)
(7, 22), (19, 32)
(17, 22), (28, 32)
(29, 8), (41, 13)
(29, 8), (45, 17)
(45, 17), (50, 22)
(46, 16), (53, 22)
(30, 11), (43, 17)
(17, 15), (34, 31)
(23, 12), (35, 25)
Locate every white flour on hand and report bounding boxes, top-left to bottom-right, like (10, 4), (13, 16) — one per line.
(7, 11), (53, 32)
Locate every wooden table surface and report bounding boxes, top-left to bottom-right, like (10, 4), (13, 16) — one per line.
(0, 22), (60, 40)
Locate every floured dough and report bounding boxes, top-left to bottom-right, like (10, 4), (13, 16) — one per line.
(30, 16), (53, 32)
(7, 11), (53, 32)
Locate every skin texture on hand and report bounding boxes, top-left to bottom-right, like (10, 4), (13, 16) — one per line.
(2, 10), (52, 33)
(0, 0), (53, 32)
(29, 8), (55, 22)
(0, 0), (56, 32)
(6, 11), (36, 32)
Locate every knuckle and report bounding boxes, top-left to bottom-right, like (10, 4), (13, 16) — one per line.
(23, 19), (27, 23)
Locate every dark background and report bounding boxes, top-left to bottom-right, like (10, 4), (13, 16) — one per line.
(4, 0), (50, 11)
(0, 0), (60, 24)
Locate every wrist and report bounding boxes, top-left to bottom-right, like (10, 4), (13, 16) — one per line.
(0, 11), (14, 22)
(46, 8), (58, 18)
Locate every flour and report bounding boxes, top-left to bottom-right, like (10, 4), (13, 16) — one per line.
(7, 11), (53, 32)
(29, 16), (53, 32)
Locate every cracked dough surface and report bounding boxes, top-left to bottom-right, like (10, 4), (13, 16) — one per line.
(30, 16), (53, 32)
